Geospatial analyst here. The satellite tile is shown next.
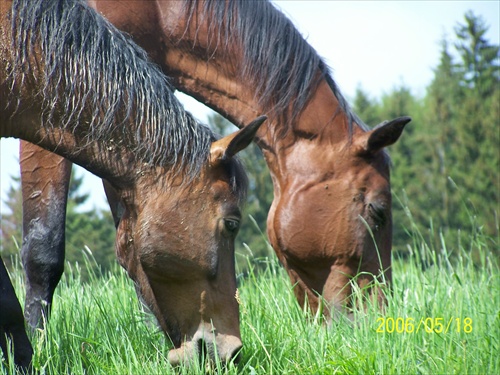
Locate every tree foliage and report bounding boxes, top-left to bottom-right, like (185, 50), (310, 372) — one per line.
(0, 176), (23, 261)
(353, 12), (499, 261)
(1, 168), (116, 279)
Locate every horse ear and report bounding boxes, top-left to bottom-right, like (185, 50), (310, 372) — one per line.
(210, 115), (267, 166)
(356, 116), (411, 154)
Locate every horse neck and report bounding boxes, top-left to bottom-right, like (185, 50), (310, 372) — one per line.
(162, 51), (357, 179)
(267, 80), (360, 184)
(87, 0), (359, 179)
(160, 45), (356, 172)
(42, 131), (139, 190)
(112, 1), (356, 162)
(85, 1), (265, 139)
(1, 103), (138, 190)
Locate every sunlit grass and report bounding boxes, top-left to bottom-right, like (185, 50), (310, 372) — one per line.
(2, 221), (499, 374)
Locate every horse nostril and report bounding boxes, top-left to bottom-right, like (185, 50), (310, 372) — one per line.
(229, 343), (243, 364)
(197, 336), (242, 365)
(196, 337), (208, 363)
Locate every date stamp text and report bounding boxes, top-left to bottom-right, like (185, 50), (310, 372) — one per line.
(376, 317), (472, 334)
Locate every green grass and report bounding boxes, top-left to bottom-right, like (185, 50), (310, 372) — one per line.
(2, 229), (499, 374)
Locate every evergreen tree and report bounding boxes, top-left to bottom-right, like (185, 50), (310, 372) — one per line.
(452, 12), (499, 245)
(0, 168), (116, 277)
(353, 86), (380, 127)
(0, 175), (23, 266)
(434, 12), (498, 242)
(351, 11), (499, 261)
(392, 11), (500, 260)
(417, 39), (464, 237)
(64, 171), (116, 279)
(455, 11), (500, 97)
(68, 171), (89, 206)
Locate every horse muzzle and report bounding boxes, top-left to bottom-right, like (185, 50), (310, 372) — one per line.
(167, 322), (242, 367)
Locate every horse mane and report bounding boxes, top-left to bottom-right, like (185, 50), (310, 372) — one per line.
(182, 0), (367, 137)
(8, 0), (218, 182)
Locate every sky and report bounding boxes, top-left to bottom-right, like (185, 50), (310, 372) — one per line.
(1, 1), (499, 213)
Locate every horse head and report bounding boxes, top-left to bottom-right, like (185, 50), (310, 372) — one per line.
(111, 117), (266, 365)
(267, 116), (410, 316)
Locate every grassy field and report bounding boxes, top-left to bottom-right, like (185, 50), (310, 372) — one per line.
(1, 224), (499, 374)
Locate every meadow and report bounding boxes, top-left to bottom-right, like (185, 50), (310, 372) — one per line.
(1, 218), (499, 375)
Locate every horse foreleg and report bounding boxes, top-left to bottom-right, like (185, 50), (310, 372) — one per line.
(20, 141), (72, 328)
(0, 257), (33, 370)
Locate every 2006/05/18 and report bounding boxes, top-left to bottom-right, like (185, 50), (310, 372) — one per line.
(376, 317), (473, 334)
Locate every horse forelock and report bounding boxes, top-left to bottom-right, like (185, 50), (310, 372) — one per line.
(182, 0), (361, 139)
(8, 0), (219, 184)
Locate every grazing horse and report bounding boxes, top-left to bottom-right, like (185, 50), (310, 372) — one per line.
(19, 0), (410, 321)
(1, 0), (266, 367)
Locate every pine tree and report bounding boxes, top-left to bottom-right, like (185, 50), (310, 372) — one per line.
(350, 12), (498, 262)
(0, 176), (23, 267)
(353, 86), (380, 127)
(448, 12), (499, 240)
(412, 11), (499, 259)
(455, 11), (500, 97)
(423, 39), (464, 234)
(0, 168), (116, 277)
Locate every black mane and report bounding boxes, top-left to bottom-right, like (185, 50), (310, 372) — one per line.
(182, 0), (365, 136)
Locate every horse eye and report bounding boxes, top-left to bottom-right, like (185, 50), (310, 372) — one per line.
(224, 218), (240, 233)
(368, 203), (386, 227)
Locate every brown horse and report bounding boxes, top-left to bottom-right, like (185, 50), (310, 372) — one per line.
(19, 0), (410, 321)
(1, 0), (266, 367)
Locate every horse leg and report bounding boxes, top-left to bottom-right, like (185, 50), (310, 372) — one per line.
(0, 257), (33, 370)
(20, 141), (72, 328)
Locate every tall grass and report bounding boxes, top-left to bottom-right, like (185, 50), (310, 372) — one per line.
(2, 218), (498, 374)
